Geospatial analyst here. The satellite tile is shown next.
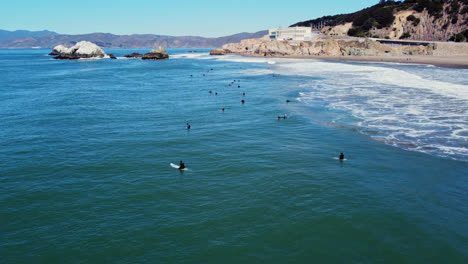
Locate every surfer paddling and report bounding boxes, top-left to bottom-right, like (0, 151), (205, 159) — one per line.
(277, 114), (288, 120)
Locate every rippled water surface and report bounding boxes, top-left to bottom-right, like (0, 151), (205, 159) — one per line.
(1, 49), (468, 263)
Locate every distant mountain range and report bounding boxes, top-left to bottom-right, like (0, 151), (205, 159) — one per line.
(0, 30), (268, 49)
(0, 30), (58, 40)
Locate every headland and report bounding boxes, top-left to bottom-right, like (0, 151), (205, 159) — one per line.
(213, 35), (468, 68)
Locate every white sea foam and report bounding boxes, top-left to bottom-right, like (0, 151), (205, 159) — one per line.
(171, 53), (211, 59)
(289, 60), (468, 160)
(238, 69), (274, 76)
(275, 61), (468, 100)
(212, 55), (278, 65)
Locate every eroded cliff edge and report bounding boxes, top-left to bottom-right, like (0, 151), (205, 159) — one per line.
(220, 35), (468, 58)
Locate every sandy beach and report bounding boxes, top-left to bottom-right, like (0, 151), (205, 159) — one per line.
(238, 53), (468, 69)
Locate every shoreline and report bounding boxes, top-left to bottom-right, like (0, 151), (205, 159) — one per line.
(233, 53), (468, 69)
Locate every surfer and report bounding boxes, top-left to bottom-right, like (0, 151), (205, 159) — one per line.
(286, 99), (291, 103)
(222, 106), (225, 112)
(209, 90), (212, 94)
(179, 160), (185, 170)
(243, 92), (245, 96)
(186, 123), (191, 130)
(241, 99), (245, 104)
(339, 152), (344, 160)
(215, 92), (218, 95)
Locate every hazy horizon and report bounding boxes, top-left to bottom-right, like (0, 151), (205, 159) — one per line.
(0, 28), (268, 38)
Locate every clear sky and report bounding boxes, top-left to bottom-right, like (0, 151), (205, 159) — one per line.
(1, 0), (379, 37)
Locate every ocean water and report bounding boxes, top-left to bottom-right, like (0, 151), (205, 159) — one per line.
(1, 49), (467, 263)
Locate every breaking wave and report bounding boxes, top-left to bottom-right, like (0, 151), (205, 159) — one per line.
(288, 60), (468, 160)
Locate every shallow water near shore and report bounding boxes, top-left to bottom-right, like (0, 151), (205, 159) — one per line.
(1, 49), (468, 263)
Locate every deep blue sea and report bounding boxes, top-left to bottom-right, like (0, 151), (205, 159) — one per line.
(1, 49), (468, 263)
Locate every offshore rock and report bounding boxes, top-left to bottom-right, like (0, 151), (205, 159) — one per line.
(49, 44), (69, 56)
(50, 41), (106, 59)
(124, 53), (144, 58)
(209, 49), (231, 55)
(108, 53), (117, 59)
(141, 46), (169, 60)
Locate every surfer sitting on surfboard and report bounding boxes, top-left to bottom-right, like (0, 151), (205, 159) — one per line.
(179, 160), (185, 170)
(339, 152), (344, 160)
(277, 114), (288, 120)
(186, 123), (191, 129)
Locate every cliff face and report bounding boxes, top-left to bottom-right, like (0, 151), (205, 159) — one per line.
(222, 36), (442, 58)
(367, 8), (468, 41)
(294, 0), (468, 42)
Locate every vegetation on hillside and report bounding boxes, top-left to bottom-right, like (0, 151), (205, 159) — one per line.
(291, 0), (468, 40)
(449, 28), (468, 41)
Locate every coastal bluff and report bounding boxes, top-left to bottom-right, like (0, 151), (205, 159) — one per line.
(213, 35), (468, 67)
(219, 36), (439, 57)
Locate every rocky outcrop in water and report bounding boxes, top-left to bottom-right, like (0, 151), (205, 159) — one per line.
(209, 49), (231, 55)
(49, 41), (106, 59)
(141, 46), (169, 60)
(49, 44), (69, 56)
(124, 53), (144, 58)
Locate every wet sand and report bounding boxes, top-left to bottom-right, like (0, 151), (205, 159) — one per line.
(239, 54), (468, 69)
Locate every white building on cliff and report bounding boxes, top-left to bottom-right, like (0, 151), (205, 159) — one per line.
(269, 27), (320, 41)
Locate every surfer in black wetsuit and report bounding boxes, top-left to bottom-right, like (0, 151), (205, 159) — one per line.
(179, 160), (185, 170)
(339, 152), (344, 160)
(186, 123), (191, 130)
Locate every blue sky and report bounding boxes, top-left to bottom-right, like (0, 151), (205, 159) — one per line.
(2, 0), (378, 37)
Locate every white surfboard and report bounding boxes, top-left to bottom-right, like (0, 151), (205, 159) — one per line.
(170, 163), (188, 170)
(333, 157), (347, 161)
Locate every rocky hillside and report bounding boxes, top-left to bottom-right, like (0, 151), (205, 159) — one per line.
(292, 0), (468, 42)
(0, 31), (268, 49)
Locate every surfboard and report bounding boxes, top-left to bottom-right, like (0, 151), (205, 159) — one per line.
(170, 163), (188, 171)
(333, 157), (348, 161)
